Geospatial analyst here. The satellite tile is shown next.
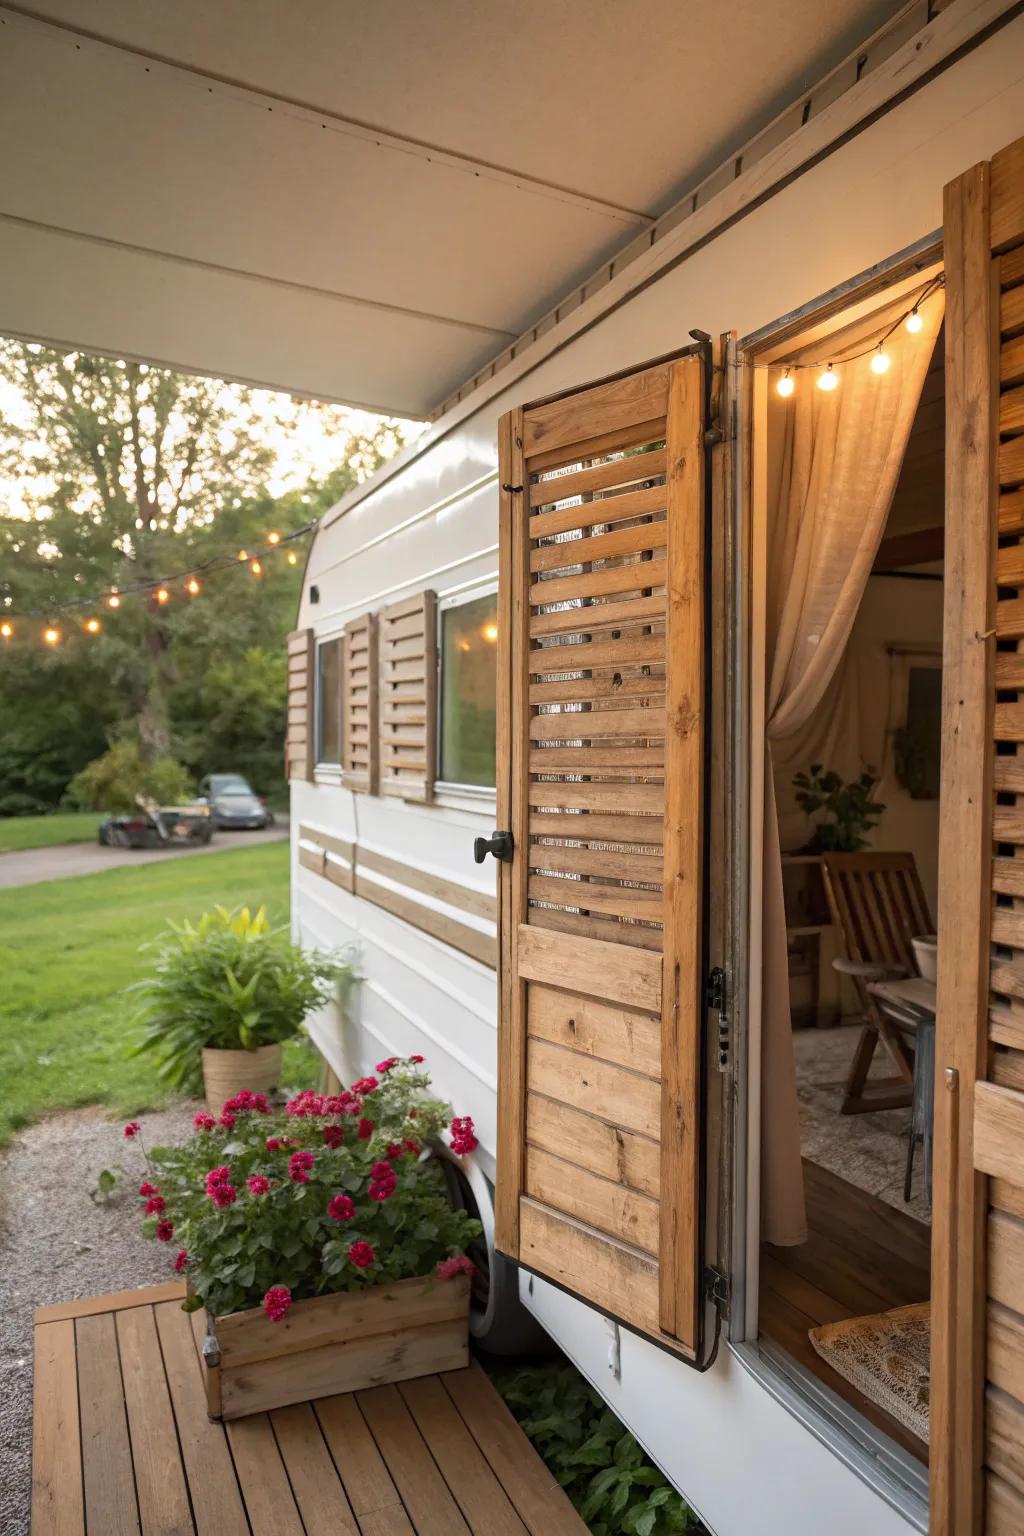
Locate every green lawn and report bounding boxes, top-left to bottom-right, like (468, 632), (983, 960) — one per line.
(0, 840), (318, 1145)
(0, 811), (102, 853)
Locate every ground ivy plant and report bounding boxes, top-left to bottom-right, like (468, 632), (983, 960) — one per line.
(125, 1055), (481, 1321)
(493, 1362), (699, 1536)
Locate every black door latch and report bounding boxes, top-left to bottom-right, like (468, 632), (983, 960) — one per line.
(474, 830), (514, 864)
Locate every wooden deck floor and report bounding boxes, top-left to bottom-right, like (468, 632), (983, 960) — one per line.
(760, 1159), (931, 1462)
(32, 1281), (587, 1536)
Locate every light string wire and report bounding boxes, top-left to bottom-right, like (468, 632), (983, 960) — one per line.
(758, 273), (945, 389)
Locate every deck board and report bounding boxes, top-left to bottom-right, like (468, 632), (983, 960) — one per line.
(32, 1283), (588, 1536)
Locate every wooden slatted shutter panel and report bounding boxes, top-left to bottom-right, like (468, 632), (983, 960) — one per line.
(494, 352), (708, 1356)
(934, 136), (1024, 1536)
(378, 591), (437, 803)
(285, 628), (315, 781)
(341, 612), (379, 794)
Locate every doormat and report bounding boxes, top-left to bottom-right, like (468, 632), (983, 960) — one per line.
(809, 1301), (930, 1443)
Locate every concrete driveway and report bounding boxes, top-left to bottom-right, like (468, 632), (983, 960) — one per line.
(0, 822), (288, 890)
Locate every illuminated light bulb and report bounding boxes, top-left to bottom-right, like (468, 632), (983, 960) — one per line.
(186, 577), (200, 596)
(106, 592), (121, 609)
(817, 363), (839, 393)
(155, 587), (170, 605)
(871, 346), (891, 376)
(43, 626), (61, 646)
(482, 623), (499, 643)
(238, 549), (248, 562)
(458, 639), (471, 653)
(0, 622), (12, 639)
(84, 617), (101, 634)
(287, 551), (298, 566)
(905, 308), (923, 334)
(776, 369), (795, 398)
(267, 530), (281, 545)
(250, 559), (263, 576)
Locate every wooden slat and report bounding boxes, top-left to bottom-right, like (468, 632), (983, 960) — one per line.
(75, 1312), (140, 1536)
(1000, 435), (1024, 488)
(988, 1469), (1024, 1535)
(397, 1376), (528, 1536)
(526, 416), (666, 475)
(527, 902), (664, 952)
(529, 515), (665, 571)
(530, 557), (667, 609)
(529, 446), (666, 506)
(525, 982), (659, 1075)
(528, 810), (663, 845)
(31, 1320), (84, 1536)
(528, 592), (665, 639)
(528, 484), (666, 540)
(528, 780), (662, 813)
(313, 1394), (405, 1519)
(286, 628), (315, 781)
(526, 1090), (659, 1197)
(976, 1081), (1024, 1183)
(527, 630), (664, 675)
(356, 844), (496, 922)
(992, 138), (1024, 253)
(518, 1198), (660, 1337)
(225, 1415), (306, 1536)
(116, 1305), (193, 1536)
(987, 1301), (1024, 1404)
(989, 1210), (1024, 1313)
(35, 1279), (187, 1323)
(525, 1144), (659, 1252)
(986, 1387), (1024, 1499)
(527, 1036), (660, 1139)
(517, 923), (661, 1010)
(378, 592), (437, 804)
(342, 612), (379, 795)
(528, 705), (665, 742)
(529, 673), (665, 707)
(1003, 336), (1024, 390)
(523, 366), (670, 458)
(270, 1402), (360, 1536)
(354, 871), (497, 970)
(356, 1384), (471, 1536)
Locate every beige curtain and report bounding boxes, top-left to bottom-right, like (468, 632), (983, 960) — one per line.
(760, 288), (944, 1246)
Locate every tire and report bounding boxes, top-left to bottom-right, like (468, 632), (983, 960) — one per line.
(433, 1145), (550, 1356)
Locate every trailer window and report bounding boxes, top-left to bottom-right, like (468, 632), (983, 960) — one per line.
(316, 637), (342, 765)
(438, 588), (497, 789)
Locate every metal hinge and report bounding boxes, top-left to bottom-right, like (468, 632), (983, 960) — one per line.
(704, 1265), (731, 1312)
(705, 965), (729, 1071)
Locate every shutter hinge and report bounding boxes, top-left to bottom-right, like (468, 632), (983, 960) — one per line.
(704, 1265), (731, 1312)
(705, 965), (730, 1071)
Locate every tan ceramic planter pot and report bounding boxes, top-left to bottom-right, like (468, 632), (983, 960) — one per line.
(201, 1043), (281, 1111)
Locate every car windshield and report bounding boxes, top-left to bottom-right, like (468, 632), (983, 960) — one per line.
(209, 776), (252, 796)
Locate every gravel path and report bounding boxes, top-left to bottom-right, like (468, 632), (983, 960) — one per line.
(0, 1100), (202, 1536)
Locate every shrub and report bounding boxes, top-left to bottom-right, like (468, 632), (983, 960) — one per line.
(128, 1056), (481, 1319)
(130, 905), (348, 1094)
(67, 739), (194, 813)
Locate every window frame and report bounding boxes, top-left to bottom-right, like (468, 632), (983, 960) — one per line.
(434, 579), (499, 800)
(314, 634), (344, 770)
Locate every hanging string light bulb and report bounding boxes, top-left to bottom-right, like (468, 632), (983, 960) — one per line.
(0, 621), (12, 639)
(871, 344), (891, 375)
(186, 578), (201, 596)
(43, 626), (61, 646)
(155, 587), (170, 605)
(238, 549), (248, 562)
(250, 558), (263, 576)
(84, 617), (101, 634)
(267, 531), (281, 545)
(905, 306), (923, 334)
(817, 363), (839, 393)
(106, 592), (121, 609)
(287, 551), (298, 566)
(776, 369), (795, 398)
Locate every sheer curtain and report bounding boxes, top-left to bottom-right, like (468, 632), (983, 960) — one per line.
(759, 288), (944, 1247)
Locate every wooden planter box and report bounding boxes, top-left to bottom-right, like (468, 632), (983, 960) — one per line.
(201, 1273), (470, 1420)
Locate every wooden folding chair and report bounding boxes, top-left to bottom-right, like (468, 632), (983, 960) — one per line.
(820, 851), (934, 1115)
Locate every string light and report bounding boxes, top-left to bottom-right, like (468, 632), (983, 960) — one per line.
(250, 559), (263, 576)
(237, 549), (248, 562)
(817, 364), (839, 393)
(287, 551), (298, 565)
(84, 618), (101, 634)
(0, 622), (12, 639)
(267, 531), (281, 545)
(186, 577), (201, 595)
(482, 623), (499, 643)
(43, 626), (61, 646)
(106, 592), (121, 609)
(871, 345), (890, 375)
(905, 307), (923, 334)
(776, 369), (795, 398)
(155, 587), (170, 605)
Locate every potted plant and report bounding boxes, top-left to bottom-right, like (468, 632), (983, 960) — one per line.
(792, 764), (885, 852)
(132, 904), (348, 1108)
(128, 1055), (481, 1418)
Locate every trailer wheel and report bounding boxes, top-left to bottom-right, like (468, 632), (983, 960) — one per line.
(433, 1144), (549, 1356)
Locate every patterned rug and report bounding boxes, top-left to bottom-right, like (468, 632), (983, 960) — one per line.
(809, 1302), (930, 1443)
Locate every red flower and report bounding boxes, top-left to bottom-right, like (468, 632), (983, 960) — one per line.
(144, 1195), (166, 1215)
(404, 1139), (421, 1156)
(123, 1121), (141, 1138)
(437, 1254), (476, 1281)
(205, 1165), (232, 1190)
(247, 1175), (271, 1196)
(323, 1125), (345, 1149)
(370, 1160), (393, 1180)
(263, 1285), (293, 1322)
(155, 1219), (174, 1242)
(327, 1193), (355, 1222)
(174, 1249), (189, 1273)
(348, 1240), (375, 1269)
(138, 1181), (158, 1197)
(193, 1112), (216, 1132)
(326, 1092), (361, 1116)
(410, 1054), (424, 1064)
(265, 1136), (283, 1151)
(385, 1143), (404, 1161)
(449, 1116), (478, 1156)
(357, 1118), (374, 1140)
(289, 1150), (315, 1184)
(223, 1090), (271, 1114)
(369, 1178), (396, 1202)
(351, 1076), (379, 1096)
(208, 1183), (238, 1208)
(218, 1111), (236, 1130)
(286, 1089), (326, 1118)
(375, 1057), (399, 1074)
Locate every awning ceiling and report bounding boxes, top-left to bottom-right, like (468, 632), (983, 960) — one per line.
(0, 0), (907, 417)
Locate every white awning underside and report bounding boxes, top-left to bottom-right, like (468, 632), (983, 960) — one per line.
(0, 0), (909, 416)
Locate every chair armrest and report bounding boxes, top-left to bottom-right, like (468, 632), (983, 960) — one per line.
(831, 959), (909, 981)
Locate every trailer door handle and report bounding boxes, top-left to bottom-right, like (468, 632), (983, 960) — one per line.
(474, 830), (514, 864)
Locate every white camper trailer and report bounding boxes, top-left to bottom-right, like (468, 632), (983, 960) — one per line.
(286, 9), (1024, 1535)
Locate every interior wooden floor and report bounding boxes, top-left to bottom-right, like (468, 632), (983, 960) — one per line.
(759, 1159), (931, 1463)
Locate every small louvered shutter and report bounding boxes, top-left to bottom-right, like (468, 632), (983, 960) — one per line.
(378, 591), (437, 803)
(342, 612), (379, 794)
(494, 351), (708, 1357)
(934, 136), (1024, 1536)
(285, 628), (314, 782)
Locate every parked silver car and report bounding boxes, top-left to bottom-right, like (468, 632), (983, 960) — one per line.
(198, 773), (275, 830)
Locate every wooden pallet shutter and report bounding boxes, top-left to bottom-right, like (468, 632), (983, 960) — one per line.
(494, 351), (709, 1357)
(933, 135), (1024, 1536)
(378, 591), (437, 803)
(342, 612), (379, 794)
(286, 627), (315, 781)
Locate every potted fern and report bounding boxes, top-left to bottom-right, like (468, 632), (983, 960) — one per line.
(132, 905), (348, 1108)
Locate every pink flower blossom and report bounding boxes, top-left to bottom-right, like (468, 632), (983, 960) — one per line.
(265, 1137), (284, 1151)
(325, 1092), (361, 1116)
(289, 1150), (315, 1184)
(327, 1194), (355, 1222)
(144, 1195), (166, 1215)
(246, 1175), (271, 1196)
(351, 1076), (379, 1096)
(437, 1254), (476, 1281)
(155, 1219), (174, 1242)
(174, 1249), (189, 1273)
(449, 1116), (478, 1156)
(193, 1112), (216, 1132)
(223, 1090), (270, 1114)
(375, 1057), (399, 1074)
(357, 1118), (374, 1140)
(286, 1089), (327, 1118)
(263, 1285), (293, 1322)
(123, 1121), (141, 1138)
(138, 1181), (158, 1197)
(348, 1240), (375, 1269)
(208, 1183), (238, 1209)
(323, 1125), (345, 1149)
(218, 1111), (236, 1130)
(205, 1166), (232, 1190)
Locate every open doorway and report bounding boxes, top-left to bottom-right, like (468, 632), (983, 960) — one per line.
(750, 269), (945, 1466)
